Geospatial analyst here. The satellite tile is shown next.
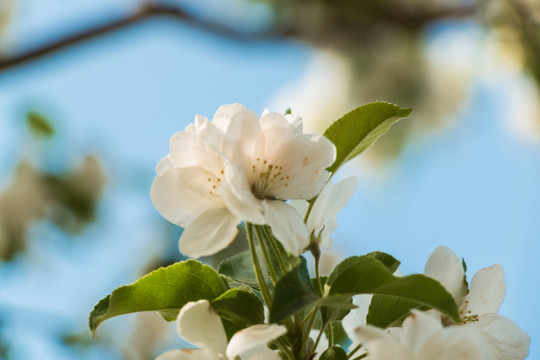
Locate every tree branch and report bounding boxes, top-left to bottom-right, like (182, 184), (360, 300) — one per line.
(0, 2), (262, 73)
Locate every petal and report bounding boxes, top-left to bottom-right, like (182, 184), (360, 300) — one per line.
(285, 114), (303, 134)
(176, 300), (228, 356)
(244, 348), (282, 360)
(259, 112), (289, 130)
(352, 324), (390, 345)
(342, 295), (372, 341)
(156, 349), (217, 360)
(438, 326), (491, 360)
(221, 162), (265, 224)
(469, 314), (530, 360)
(220, 106), (260, 165)
(179, 207), (240, 258)
(289, 199), (308, 219)
(424, 246), (467, 301)
(212, 103), (250, 132)
(151, 167), (223, 227)
(263, 200), (310, 255)
(259, 130), (335, 200)
(226, 324), (287, 360)
(169, 131), (224, 175)
(156, 155), (174, 175)
(465, 264), (505, 315)
(363, 338), (414, 360)
(401, 310), (443, 355)
(308, 176), (357, 248)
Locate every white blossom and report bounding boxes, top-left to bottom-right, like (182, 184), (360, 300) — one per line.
(353, 310), (492, 360)
(291, 176), (357, 249)
(157, 300), (286, 360)
(151, 104), (336, 258)
(424, 246), (530, 360)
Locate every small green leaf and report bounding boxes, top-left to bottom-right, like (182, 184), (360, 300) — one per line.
(327, 256), (459, 322)
(365, 251), (400, 273)
(211, 288), (264, 339)
(270, 257), (318, 323)
(319, 346), (347, 360)
(89, 260), (227, 335)
(367, 296), (425, 328)
(26, 111), (55, 138)
(324, 102), (412, 173)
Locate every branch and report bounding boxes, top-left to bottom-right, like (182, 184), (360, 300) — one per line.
(0, 2), (264, 73)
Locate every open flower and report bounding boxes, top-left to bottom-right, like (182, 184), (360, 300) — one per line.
(157, 300), (286, 360)
(151, 104), (336, 257)
(353, 310), (492, 360)
(424, 246), (530, 360)
(291, 176), (357, 249)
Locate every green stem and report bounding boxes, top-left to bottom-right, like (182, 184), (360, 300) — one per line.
(262, 226), (288, 273)
(327, 322), (334, 348)
(299, 305), (319, 358)
(275, 339), (295, 360)
(312, 320), (327, 353)
(347, 344), (363, 359)
(314, 252), (324, 297)
(351, 354), (368, 360)
(246, 222), (272, 307)
(255, 226), (278, 284)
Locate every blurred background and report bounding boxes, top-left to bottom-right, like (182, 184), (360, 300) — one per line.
(0, 0), (539, 358)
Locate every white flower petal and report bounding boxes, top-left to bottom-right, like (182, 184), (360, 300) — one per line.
(169, 131), (224, 174)
(259, 112), (289, 130)
(469, 314), (530, 360)
(176, 300), (228, 356)
(179, 207), (240, 258)
(424, 246), (467, 301)
(363, 338), (414, 360)
(156, 155), (174, 175)
(156, 349), (217, 360)
(289, 199), (308, 219)
(352, 324), (390, 345)
(221, 107), (260, 165)
(226, 324), (287, 360)
(465, 264), (505, 315)
(221, 163), (265, 224)
(151, 167), (223, 227)
(308, 176), (357, 248)
(401, 310), (443, 355)
(342, 294), (372, 341)
(244, 348), (282, 360)
(260, 131), (335, 200)
(212, 103), (250, 131)
(263, 200), (310, 255)
(438, 326), (491, 360)
(285, 114), (303, 134)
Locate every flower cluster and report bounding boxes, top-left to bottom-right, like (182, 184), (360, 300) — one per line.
(90, 103), (529, 360)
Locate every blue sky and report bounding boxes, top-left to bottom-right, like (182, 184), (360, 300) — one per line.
(0, 1), (538, 359)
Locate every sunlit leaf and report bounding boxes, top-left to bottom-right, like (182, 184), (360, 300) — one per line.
(324, 102), (411, 173)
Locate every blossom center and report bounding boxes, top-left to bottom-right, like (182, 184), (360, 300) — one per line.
(249, 158), (290, 199)
(206, 169), (224, 196)
(459, 300), (479, 324)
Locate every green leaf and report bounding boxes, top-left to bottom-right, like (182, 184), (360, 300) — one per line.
(326, 256), (459, 322)
(365, 251), (400, 273)
(324, 102), (412, 173)
(269, 257), (319, 323)
(211, 288), (264, 339)
(26, 111), (55, 138)
(219, 248), (260, 290)
(89, 260), (227, 335)
(319, 346), (347, 360)
(218, 240), (299, 290)
(366, 296), (426, 328)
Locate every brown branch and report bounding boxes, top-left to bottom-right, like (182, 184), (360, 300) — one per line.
(0, 2), (263, 73)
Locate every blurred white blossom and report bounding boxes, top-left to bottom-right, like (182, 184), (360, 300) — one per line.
(156, 300), (286, 360)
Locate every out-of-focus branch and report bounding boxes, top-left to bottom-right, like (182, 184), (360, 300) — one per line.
(0, 2), (262, 73)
